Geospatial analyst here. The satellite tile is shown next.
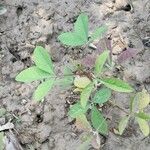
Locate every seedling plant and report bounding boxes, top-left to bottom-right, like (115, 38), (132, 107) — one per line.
(15, 13), (150, 149)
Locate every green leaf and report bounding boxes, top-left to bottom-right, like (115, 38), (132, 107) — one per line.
(138, 89), (150, 110)
(130, 89), (150, 113)
(0, 132), (4, 150)
(129, 96), (135, 113)
(58, 13), (88, 46)
(100, 78), (134, 93)
(68, 103), (88, 118)
(90, 26), (107, 41)
(93, 88), (111, 104)
(80, 83), (94, 108)
(118, 116), (130, 135)
(76, 113), (92, 131)
(74, 13), (88, 42)
(0, 5), (7, 15)
(91, 107), (108, 135)
(74, 76), (91, 89)
(33, 79), (55, 101)
(94, 50), (109, 75)
(58, 32), (87, 46)
(33, 46), (54, 74)
(136, 117), (150, 136)
(15, 66), (51, 83)
(136, 112), (150, 121)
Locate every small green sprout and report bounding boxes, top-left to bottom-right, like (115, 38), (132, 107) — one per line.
(58, 13), (107, 47)
(15, 13), (150, 149)
(116, 89), (150, 136)
(68, 50), (134, 136)
(15, 46), (74, 101)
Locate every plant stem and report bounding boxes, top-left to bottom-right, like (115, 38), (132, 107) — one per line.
(47, 74), (75, 79)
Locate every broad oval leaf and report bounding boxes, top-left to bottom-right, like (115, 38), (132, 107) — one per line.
(118, 116), (130, 135)
(58, 32), (87, 46)
(136, 112), (150, 121)
(33, 79), (55, 101)
(100, 78), (134, 93)
(75, 113), (92, 131)
(136, 117), (150, 136)
(0, 5), (7, 15)
(75, 13), (88, 42)
(91, 107), (108, 135)
(80, 83), (94, 108)
(15, 66), (51, 83)
(68, 103), (88, 118)
(74, 76), (91, 89)
(33, 46), (54, 74)
(93, 88), (111, 104)
(90, 26), (107, 42)
(94, 50), (109, 75)
(138, 89), (150, 110)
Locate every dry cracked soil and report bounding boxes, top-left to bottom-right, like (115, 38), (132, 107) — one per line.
(0, 0), (150, 150)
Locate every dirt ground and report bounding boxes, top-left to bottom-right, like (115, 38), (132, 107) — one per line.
(0, 0), (150, 149)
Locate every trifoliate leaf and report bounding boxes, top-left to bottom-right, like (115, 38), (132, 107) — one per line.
(58, 13), (88, 46)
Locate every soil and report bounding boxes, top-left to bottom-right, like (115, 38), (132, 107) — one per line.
(0, 0), (150, 150)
